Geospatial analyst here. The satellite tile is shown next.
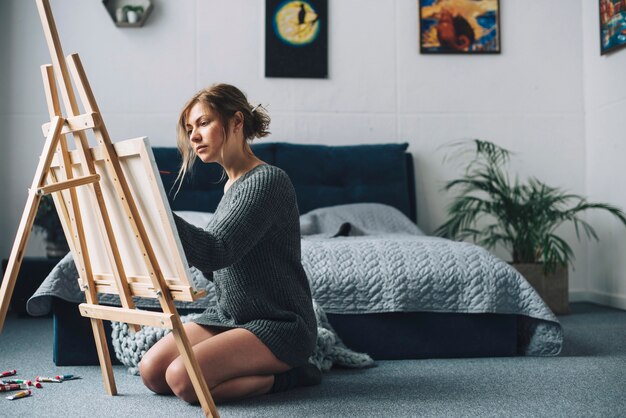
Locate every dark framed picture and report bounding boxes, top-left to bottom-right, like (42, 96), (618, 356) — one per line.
(600, 0), (626, 55)
(419, 0), (500, 54)
(265, 0), (328, 78)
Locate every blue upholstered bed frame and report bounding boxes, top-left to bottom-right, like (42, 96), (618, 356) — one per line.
(154, 142), (417, 222)
(51, 142), (517, 366)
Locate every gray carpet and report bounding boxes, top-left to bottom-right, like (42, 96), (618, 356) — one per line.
(1, 302), (625, 417)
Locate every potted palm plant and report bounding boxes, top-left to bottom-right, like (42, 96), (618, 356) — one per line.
(435, 139), (626, 314)
(33, 194), (69, 258)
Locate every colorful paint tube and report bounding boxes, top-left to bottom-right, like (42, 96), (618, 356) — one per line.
(35, 376), (62, 383)
(0, 370), (17, 378)
(55, 374), (81, 381)
(33, 381), (43, 389)
(0, 379), (32, 386)
(6, 389), (31, 400)
(0, 383), (29, 392)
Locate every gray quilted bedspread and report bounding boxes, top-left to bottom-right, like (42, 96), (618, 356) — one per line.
(27, 203), (563, 357)
(301, 234), (562, 356)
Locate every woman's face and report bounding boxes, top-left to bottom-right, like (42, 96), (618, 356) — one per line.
(185, 102), (226, 164)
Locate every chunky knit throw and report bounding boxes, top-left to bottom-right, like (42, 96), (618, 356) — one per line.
(111, 300), (375, 375)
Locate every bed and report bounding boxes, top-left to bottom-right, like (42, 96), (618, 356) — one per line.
(27, 142), (563, 366)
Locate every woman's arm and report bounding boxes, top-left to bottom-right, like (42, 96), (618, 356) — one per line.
(171, 213), (214, 281)
(173, 169), (290, 273)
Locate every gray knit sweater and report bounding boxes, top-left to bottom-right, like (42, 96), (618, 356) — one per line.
(173, 164), (317, 367)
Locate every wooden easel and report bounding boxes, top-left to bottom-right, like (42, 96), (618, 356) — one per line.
(0, 1), (219, 417)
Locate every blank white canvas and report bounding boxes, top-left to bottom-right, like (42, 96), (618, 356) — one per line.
(50, 137), (198, 301)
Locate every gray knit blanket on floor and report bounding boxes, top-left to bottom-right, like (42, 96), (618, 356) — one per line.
(111, 299), (374, 375)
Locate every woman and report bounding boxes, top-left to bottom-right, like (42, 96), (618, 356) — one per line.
(138, 84), (320, 404)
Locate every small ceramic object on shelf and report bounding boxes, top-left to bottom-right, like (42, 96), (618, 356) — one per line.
(126, 10), (139, 23)
(115, 7), (126, 23)
(103, 0), (153, 27)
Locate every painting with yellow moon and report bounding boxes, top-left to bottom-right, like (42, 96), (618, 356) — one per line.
(266, 0), (328, 78)
(419, 0), (500, 54)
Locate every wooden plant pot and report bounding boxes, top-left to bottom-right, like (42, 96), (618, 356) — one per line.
(511, 263), (569, 315)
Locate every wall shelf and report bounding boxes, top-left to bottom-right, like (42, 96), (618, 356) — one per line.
(103, 0), (153, 28)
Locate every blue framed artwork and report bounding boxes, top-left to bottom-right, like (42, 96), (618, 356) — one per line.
(265, 0), (328, 78)
(600, 0), (626, 55)
(419, 0), (500, 54)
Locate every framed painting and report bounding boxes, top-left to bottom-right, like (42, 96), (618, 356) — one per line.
(600, 0), (626, 55)
(265, 0), (328, 78)
(419, 0), (500, 54)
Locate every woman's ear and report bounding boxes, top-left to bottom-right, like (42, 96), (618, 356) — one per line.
(231, 111), (244, 131)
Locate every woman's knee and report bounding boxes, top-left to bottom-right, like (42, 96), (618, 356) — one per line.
(165, 359), (207, 404)
(139, 352), (172, 395)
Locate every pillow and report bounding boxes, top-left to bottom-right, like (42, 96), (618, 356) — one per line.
(300, 203), (424, 237)
(173, 211), (214, 229)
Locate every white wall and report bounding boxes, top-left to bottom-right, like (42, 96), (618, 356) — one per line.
(582, 1), (626, 309)
(1, 1), (591, 294)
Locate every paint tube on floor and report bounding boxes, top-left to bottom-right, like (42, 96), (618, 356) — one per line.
(0, 370), (17, 378)
(55, 374), (81, 381)
(0, 383), (29, 392)
(6, 389), (31, 400)
(35, 376), (62, 383)
(0, 379), (32, 386)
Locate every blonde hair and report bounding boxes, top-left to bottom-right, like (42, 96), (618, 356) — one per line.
(173, 83), (271, 195)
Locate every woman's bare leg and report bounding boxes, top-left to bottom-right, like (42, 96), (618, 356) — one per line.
(139, 323), (224, 394)
(164, 327), (291, 403)
(209, 375), (275, 403)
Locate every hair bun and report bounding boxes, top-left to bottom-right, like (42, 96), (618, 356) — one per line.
(250, 104), (270, 139)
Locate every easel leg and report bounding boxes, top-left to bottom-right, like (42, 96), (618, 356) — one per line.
(170, 318), (220, 418)
(89, 318), (117, 395)
(0, 191), (43, 332)
(0, 116), (64, 333)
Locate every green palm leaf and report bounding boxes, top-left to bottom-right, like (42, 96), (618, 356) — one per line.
(436, 139), (626, 273)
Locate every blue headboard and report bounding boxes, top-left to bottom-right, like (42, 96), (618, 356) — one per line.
(153, 142), (416, 222)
